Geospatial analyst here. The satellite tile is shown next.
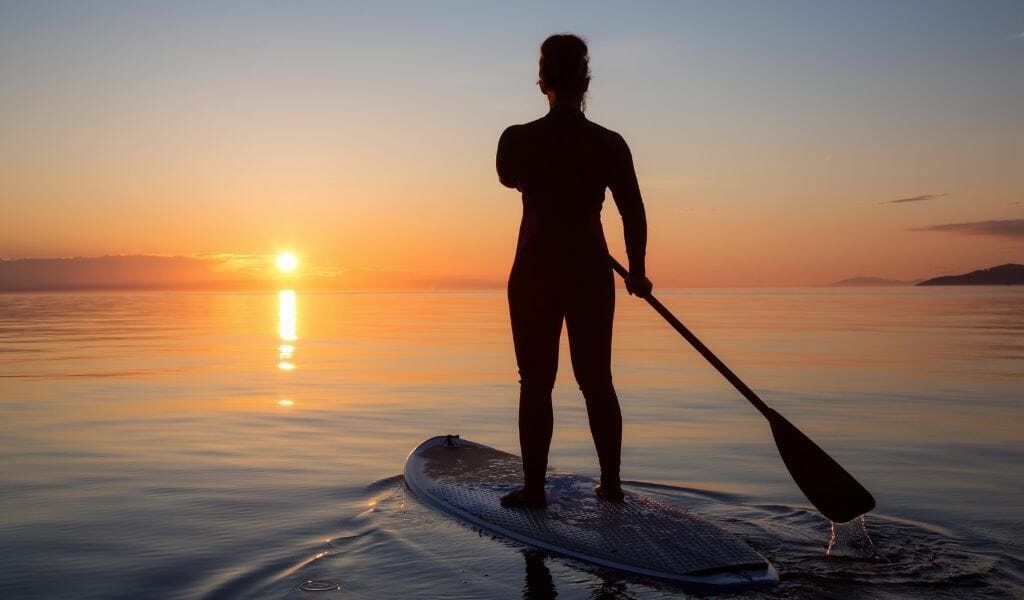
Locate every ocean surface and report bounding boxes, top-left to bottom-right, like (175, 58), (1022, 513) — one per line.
(1, 288), (1022, 599)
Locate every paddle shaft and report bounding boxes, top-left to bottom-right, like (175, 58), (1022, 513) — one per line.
(609, 257), (771, 418)
(612, 255), (876, 521)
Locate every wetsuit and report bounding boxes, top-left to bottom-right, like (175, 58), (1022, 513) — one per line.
(496, 105), (647, 491)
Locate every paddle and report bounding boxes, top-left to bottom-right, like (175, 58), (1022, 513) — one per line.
(610, 256), (875, 523)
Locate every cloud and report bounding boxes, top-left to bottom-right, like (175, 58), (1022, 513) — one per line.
(882, 193), (949, 205)
(1015, 32), (1024, 39)
(330, 267), (502, 290)
(0, 255), (505, 291)
(913, 219), (1024, 239)
(0, 255), (264, 291)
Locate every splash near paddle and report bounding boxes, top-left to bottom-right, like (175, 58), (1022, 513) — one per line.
(404, 435), (779, 592)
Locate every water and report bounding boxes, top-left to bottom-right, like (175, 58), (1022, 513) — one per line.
(1, 288), (1022, 598)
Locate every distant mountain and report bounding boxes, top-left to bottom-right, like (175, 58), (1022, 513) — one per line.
(830, 276), (917, 287)
(917, 264), (1024, 286)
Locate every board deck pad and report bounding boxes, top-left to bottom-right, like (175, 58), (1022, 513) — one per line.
(405, 435), (778, 590)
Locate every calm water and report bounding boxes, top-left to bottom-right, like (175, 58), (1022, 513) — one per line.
(1, 288), (1022, 599)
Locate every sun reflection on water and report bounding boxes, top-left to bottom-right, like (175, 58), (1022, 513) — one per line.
(278, 290), (297, 371)
(279, 290), (297, 342)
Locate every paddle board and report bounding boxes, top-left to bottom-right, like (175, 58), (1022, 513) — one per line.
(404, 435), (779, 591)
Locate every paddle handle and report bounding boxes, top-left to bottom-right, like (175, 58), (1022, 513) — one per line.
(610, 256), (772, 417)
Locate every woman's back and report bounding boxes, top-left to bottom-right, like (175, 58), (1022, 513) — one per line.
(497, 107), (644, 263)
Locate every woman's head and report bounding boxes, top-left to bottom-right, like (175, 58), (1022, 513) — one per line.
(538, 34), (590, 107)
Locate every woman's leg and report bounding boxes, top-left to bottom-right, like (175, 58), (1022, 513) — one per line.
(506, 263), (562, 505)
(565, 264), (623, 498)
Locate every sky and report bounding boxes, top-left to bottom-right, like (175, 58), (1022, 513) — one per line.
(1, 0), (1022, 288)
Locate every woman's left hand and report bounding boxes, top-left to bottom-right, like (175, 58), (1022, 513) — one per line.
(625, 274), (653, 298)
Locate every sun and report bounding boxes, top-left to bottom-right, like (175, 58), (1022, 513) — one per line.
(276, 252), (298, 273)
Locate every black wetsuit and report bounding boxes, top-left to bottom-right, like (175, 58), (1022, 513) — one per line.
(496, 106), (647, 489)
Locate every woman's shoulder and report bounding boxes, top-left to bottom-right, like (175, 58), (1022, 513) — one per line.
(583, 119), (630, 152)
(500, 115), (629, 151)
(583, 118), (625, 139)
(498, 116), (549, 149)
(502, 115), (548, 134)
(498, 123), (525, 151)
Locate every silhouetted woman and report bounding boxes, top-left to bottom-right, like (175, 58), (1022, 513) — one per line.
(497, 34), (652, 508)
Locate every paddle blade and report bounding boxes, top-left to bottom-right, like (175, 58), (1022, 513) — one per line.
(766, 408), (875, 523)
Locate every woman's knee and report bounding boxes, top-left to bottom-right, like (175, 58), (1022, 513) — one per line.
(519, 374), (556, 398)
(577, 374), (615, 403)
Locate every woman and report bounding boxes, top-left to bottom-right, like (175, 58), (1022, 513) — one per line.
(496, 34), (652, 508)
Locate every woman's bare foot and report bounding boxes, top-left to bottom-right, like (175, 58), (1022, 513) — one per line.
(595, 482), (624, 502)
(500, 485), (547, 508)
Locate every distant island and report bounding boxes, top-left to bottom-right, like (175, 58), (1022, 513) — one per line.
(830, 276), (918, 287)
(917, 264), (1024, 286)
(828, 264), (1024, 287)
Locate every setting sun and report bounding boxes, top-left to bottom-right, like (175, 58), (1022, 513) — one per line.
(276, 252), (298, 273)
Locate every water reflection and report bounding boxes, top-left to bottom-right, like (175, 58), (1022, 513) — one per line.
(522, 550), (556, 600)
(278, 290), (297, 371)
(2, 289), (1021, 598)
(521, 550), (628, 599)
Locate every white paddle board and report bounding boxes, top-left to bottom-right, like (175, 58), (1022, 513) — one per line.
(404, 435), (779, 591)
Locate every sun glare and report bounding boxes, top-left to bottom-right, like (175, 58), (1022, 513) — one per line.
(276, 252), (298, 273)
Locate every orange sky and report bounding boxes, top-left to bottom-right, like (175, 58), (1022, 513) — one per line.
(1, 3), (1021, 288)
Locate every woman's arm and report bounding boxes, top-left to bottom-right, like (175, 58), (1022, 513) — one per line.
(608, 133), (649, 286)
